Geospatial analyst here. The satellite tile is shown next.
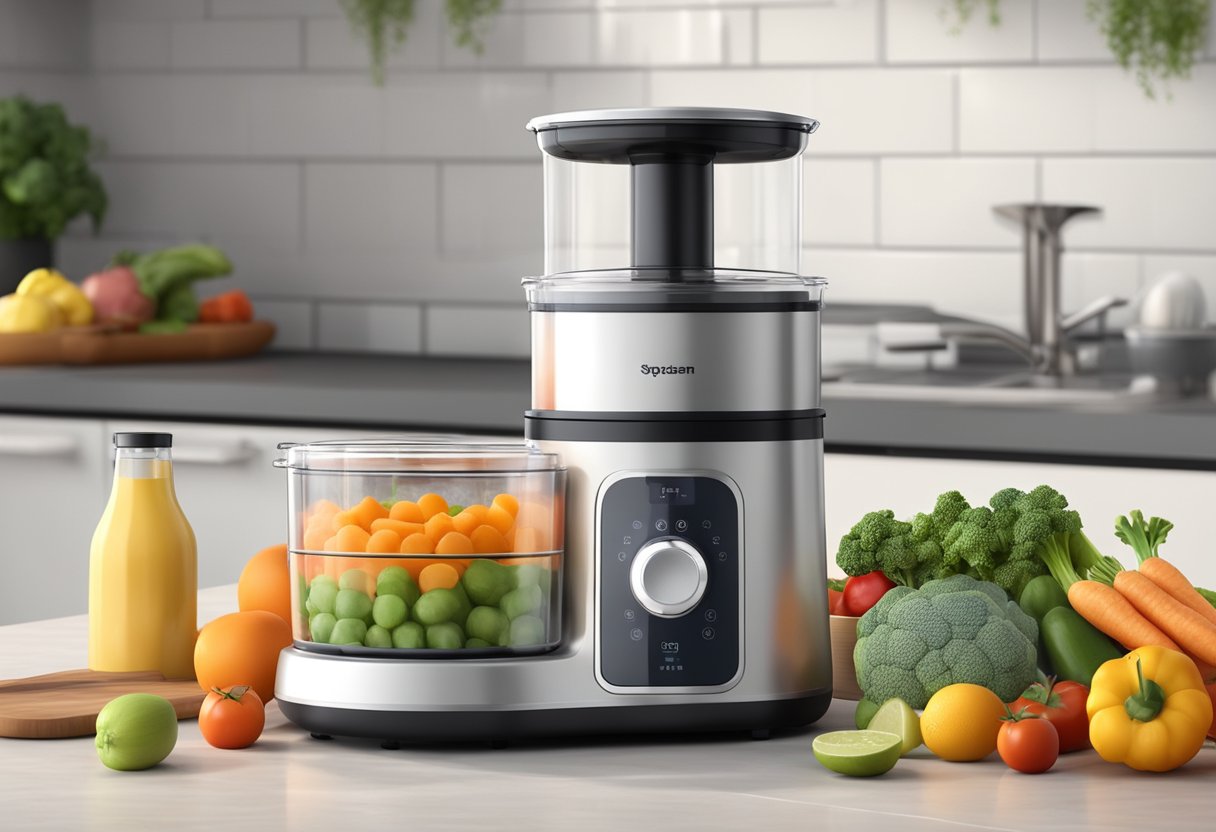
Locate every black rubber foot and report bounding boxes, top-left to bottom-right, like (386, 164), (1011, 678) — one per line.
(310, 733), (333, 741)
(750, 729), (771, 741)
(381, 740), (401, 750)
(489, 739), (509, 750)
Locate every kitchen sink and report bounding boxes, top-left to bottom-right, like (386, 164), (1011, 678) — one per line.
(822, 365), (1152, 406)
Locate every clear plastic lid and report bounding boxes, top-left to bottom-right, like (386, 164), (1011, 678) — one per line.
(523, 268), (826, 309)
(279, 439), (561, 474)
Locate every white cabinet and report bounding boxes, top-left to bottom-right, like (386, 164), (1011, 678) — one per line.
(824, 453), (1216, 588)
(0, 416), (108, 625)
(105, 421), (352, 591)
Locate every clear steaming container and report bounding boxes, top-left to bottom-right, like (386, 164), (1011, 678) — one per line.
(279, 440), (565, 657)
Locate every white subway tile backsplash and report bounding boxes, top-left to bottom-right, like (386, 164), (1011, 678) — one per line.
(597, 9), (726, 66)
(1042, 158), (1216, 251)
(960, 66), (1216, 153)
(1036, 0), (1111, 61)
(91, 0), (206, 21)
(443, 11), (593, 68)
(91, 21), (172, 70)
(171, 20), (302, 70)
(1059, 253), (1142, 330)
(886, 0), (1033, 63)
(246, 75), (383, 157)
(757, 1), (879, 65)
(804, 159), (876, 246)
(305, 163), (437, 253)
(880, 158), (1037, 248)
(441, 164), (542, 255)
(807, 247), (1024, 329)
(650, 69), (955, 154)
(723, 9), (754, 66)
(209, 0), (339, 17)
(550, 70), (648, 110)
(95, 161), (302, 249)
(425, 305), (530, 357)
(318, 302), (423, 354)
(242, 298), (314, 350)
(306, 5), (442, 70)
(0, 0), (88, 70)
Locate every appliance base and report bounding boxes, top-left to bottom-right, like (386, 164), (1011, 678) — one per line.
(278, 691), (831, 743)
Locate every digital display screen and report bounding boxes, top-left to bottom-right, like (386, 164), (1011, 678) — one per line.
(648, 478), (695, 505)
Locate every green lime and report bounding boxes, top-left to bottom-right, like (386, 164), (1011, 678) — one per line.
(812, 730), (903, 777)
(868, 698), (922, 755)
(854, 698), (880, 730)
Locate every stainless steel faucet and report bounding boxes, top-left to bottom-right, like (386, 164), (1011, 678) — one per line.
(993, 203), (1126, 375)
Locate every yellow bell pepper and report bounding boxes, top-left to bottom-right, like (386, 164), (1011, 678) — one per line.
(1087, 645), (1213, 772)
(16, 268), (93, 326)
(0, 293), (64, 333)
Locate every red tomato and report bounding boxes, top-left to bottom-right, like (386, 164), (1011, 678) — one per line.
(1011, 679), (1090, 753)
(841, 572), (896, 616)
(828, 588), (844, 615)
(199, 685), (266, 749)
(997, 713), (1059, 774)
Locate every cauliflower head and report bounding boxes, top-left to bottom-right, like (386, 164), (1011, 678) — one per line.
(853, 574), (1038, 709)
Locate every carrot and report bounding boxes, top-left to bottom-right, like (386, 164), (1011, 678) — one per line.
(1112, 570), (1216, 666)
(1067, 579), (1179, 652)
(1139, 556), (1216, 628)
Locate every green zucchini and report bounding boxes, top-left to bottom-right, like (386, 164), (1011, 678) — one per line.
(1019, 575), (1070, 622)
(1041, 606), (1123, 687)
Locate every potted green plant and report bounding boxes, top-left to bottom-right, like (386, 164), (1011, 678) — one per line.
(0, 97), (107, 294)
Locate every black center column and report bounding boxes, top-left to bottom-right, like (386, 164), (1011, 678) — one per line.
(631, 156), (714, 271)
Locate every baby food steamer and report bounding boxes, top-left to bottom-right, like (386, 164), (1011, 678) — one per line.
(276, 107), (832, 740)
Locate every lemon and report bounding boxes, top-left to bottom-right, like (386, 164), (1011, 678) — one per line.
(812, 730), (902, 777)
(868, 698), (922, 755)
(921, 683), (1004, 762)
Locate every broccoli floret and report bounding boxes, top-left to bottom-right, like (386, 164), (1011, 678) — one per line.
(835, 510), (918, 586)
(942, 506), (1007, 578)
(853, 574), (1039, 709)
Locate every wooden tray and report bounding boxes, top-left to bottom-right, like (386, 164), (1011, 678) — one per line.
(0, 321), (275, 366)
(0, 669), (205, 739)
(830, 614), (863, 701)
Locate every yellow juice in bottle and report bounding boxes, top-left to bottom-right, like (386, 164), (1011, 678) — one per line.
(89, 434), (197, 679)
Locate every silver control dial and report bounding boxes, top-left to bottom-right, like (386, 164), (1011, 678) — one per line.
(629, 537), (709, 618)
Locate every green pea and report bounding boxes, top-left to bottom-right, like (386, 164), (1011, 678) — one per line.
(364, 624), (393, 648)
(372, 593), (408, 629)
(334, 588), (373, 622)
(308, 612), (336, 643)
(412, 588), (461, 626)
(462, 559), (512, 606)
(330, 618), (367, 645)
(451, 583), (472, 628)
(500, 585), (543, 620)
(339, 568), (371, 593)
(465, 637), (491, 649)
(466, 606), (509, 645)
(513, 564), (542, 588)
(508, 615), (546, 647)
(307, 579), (338, 615)
(377, 576), (421, 608)
(377, 566), (409, 584)
(426, 622), (464, 650)
(297, 575), (310, 615)
(391, 622), (425, 648)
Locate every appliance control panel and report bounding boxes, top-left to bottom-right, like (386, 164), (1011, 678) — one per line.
(597, 473), (741, 690)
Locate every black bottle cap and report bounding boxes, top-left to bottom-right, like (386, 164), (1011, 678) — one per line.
(113, 432), (173, 448)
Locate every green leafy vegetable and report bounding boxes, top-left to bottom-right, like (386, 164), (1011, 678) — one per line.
(113, 243), (232, 329)
(0, 96), (106, 240)
(1114, 509), (1175, 564)
(340, 0), (416, 86)
(446, 0), (503, 52)
(1087, 0), (1210, 98)
(1196, 587), (1216, 609)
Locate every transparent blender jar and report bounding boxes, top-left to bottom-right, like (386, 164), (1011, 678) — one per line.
(280, 440), (565, 656)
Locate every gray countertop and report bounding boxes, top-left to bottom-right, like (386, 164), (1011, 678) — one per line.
(2, 586), (1214, 832)
(2, 353), (1215, 468)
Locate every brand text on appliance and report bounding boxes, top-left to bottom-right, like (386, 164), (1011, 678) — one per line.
(641, 364), (695, 377)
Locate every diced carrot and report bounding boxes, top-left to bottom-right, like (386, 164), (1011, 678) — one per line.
(451, 510), (481, 537)
(416, 493), (449, 519)
(435, 531), (474, 555)
(419, 563), (460, 593)
(389, 500), (425, 523)
(492, 493), (520, 518)
(470, 524), (508, 555)
(484, 505), (515, 536)
(424, 512), (455, 543)
(400, 533), (434, 555)
(370, 518), (424, 538)
(332, 524), (371, 553)
(366, 529), (403, 554)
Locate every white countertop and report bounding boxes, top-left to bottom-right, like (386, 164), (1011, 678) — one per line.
(2, 586), (1214, 832)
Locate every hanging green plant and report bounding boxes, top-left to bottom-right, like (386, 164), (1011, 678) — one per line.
(1086, 0), (1210, 98)
(941, 0), (1209, 98)
(340, 0), (503, 85)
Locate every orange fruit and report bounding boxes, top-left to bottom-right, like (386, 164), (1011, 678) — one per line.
(237, 544), (292, 627)
(194, 610), (292, 702)
(492, 493), (519, 517)
(435, 531), (474, 555)
(416, 493), (449, 519)
(419, 563), (460, 593)
(921, 684), (1005, 762)
(424, 512), (456, 542)
(389, 500), (425, 523)
(484, 505), (515, 535)
(470, 524), (508, 554)
(451, 510), (480, 537)
(370, 518), (424, 538)
(400, 533), (434, 555)
(366, 529), (403, 554)
(332, 524), (371, 553)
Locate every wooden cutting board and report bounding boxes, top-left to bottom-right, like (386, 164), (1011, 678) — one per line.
(0, 320), (275, 366)
(0, 669), (205, 739)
